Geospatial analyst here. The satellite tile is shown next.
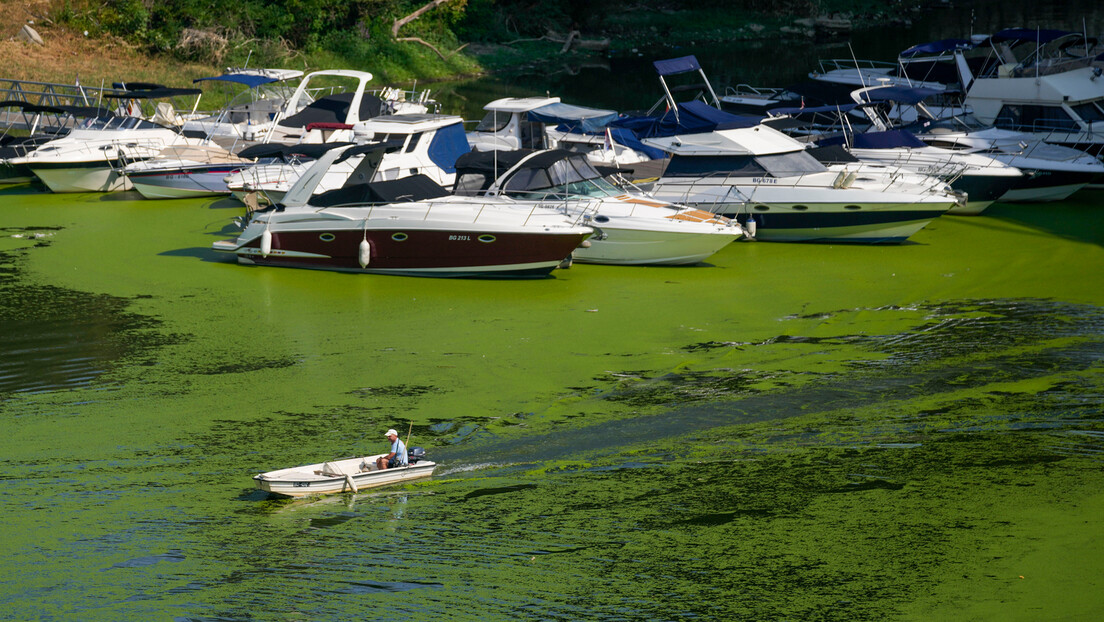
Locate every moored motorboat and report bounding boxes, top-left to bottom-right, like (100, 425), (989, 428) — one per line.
(254, 449), (436, 498)
(642, 125), (960, 243)
(7, 84), (203, 193)
(123, 144), (255, 199)
(454, 148), (743, 265)
(212, 144), (593, 278)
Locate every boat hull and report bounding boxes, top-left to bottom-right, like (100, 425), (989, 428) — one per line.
(30, 162), (132, 193)
(255, 460), (437, 498)
(572, 225), (739, 265)
(128, 167), (243, 199)
(216, 227), (589, 278)
(671, 201), (949, 244)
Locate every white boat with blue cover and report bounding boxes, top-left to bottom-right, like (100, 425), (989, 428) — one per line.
(850, 84), (1104, 203)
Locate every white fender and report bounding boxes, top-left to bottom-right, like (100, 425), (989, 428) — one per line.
(745, 217), (757, 238)
(260, 228), (272, 257)
(358, 238), (371, 268)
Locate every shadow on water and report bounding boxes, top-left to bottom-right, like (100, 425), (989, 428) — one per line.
(983, 196), (1104, 247)
(0, 247), (181, 395)
(207, 197), (246, 210)
(0, 183), (45, 196)
(159, 246), (229, 262)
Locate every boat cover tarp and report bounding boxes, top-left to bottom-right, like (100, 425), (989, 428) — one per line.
(112, 82), (165, 91)
(851, 129), (928, 150)
(608, 127), (667, 160)
(528, 102), (619, 134)
(900, 38), (974, 58)
(57, 105), (116, 119)
(853, 86), (944, 105)
(237, 142), (355, 162)
(806, 144), (860, 164)
(609, 101), (761, 140)
(309, 174), (450, 207)
(104, 86), (203, 99)
(425, 122), (472, 173)
(278, 92), (383, 128)
(194, 74), (283, 88)
(454, 148), (534, 178)
(0, 100), (66, 114)
(654, 55), (702, 76)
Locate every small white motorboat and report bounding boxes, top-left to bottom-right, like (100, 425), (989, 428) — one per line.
(253, 448), (436, 498)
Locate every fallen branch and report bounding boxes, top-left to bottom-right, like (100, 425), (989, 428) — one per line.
(502, 35), (555, 45)
(392, 0), (454, 38)
(560, 30), (579, 53)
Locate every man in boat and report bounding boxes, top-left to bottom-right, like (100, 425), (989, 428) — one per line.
(376, 429), (409, 470)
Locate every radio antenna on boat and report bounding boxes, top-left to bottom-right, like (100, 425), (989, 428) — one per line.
(848, 42), (866, 89)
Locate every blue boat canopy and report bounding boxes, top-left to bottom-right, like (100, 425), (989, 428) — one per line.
(899, 38), (974, 58)
(851, 129), (928, 150)
(194, 74), (285, 88)
(989, 28), (1076, 44)
(610, 100), (761, 139)
(654, 55), (702, 76)
(528, 102), (620, 134)
(854, 86), (944, 104)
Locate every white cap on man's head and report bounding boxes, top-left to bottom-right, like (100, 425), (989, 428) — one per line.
(385, 429), (399, 437)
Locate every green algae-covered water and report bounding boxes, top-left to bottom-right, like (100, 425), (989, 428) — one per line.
(1, 183), (1102, 621)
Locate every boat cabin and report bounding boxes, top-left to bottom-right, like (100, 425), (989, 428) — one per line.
(454, 148), (624, 199)
(644, 126), (829, 179)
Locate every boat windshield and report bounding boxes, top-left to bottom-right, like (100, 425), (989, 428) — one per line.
(939, 113), (990, 132)
(474, 110), (512, 132)
(78, 115), (164, 131)
(753, 150), (827, 177)
(501, 156), (621, 198)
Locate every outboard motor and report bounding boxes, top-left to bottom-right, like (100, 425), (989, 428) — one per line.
(407, 447), (426, 464)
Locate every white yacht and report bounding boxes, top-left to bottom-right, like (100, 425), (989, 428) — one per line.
(641, 124), (960, 243)
(212, 144), (593, 278)
(6, 84), (204, 193)
(467, 96), (654, 168)
(947, 29), (1104, 160)
(453, 148), (742, 265)
(850, 84), (1104, 202)
(225, 113), (470, 205)
(183, 68), (304, 143)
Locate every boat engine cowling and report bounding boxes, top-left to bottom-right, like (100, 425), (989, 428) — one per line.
(407, 447), (426, 463)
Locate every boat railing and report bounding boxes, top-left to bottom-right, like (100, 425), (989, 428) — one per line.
(722, 84), (786, 99)
(811, 58), (899, 78)
(0, 78), (121, 130)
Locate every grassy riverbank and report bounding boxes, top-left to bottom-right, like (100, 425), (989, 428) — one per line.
(2, 0), (936, 89)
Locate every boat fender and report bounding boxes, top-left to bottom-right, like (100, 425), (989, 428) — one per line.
(744, 216), (757, 239)
(260, 228), (272, 257)
(832, 170), (847, 189)
(344, 473), (358, 493)
(842, 171), (857, 189)
(358, 238), (371, 268)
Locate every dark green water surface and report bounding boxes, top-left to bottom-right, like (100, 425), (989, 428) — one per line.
(1, 181), (1101, 620)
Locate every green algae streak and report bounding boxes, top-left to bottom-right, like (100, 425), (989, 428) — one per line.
(1, 185), (1102, 620)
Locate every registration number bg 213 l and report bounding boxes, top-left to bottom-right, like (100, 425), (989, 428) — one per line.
(448, 235), (471, 241)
